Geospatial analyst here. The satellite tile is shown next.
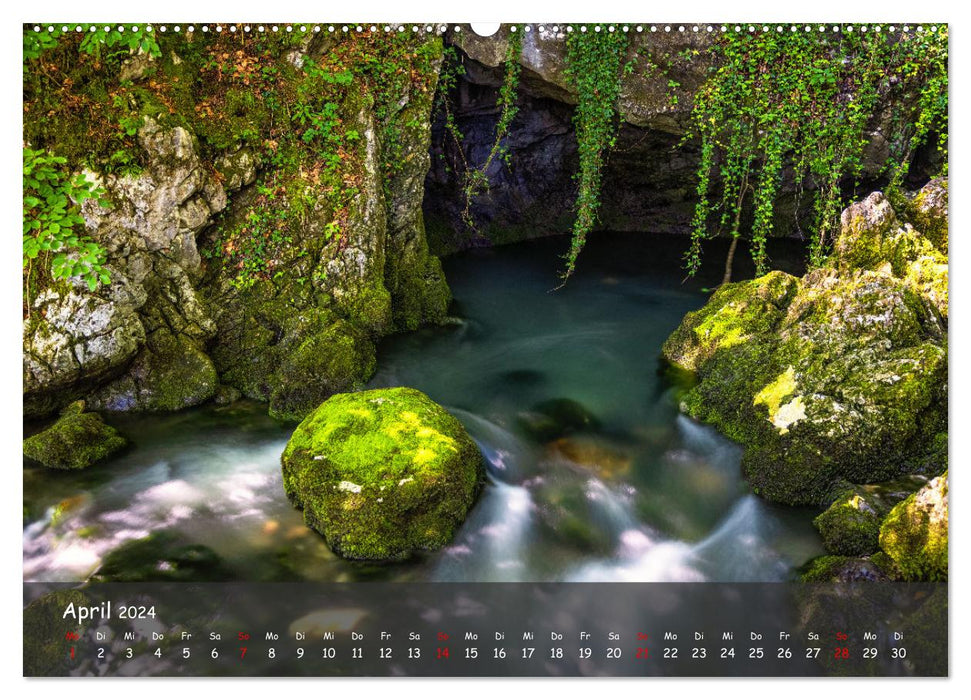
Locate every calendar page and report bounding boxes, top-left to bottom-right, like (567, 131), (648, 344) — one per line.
(21, 18), (948, 678)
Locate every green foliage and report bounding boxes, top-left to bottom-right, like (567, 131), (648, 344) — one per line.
(23, 31), (58, 61)
(79, 25), (162, 61)
(23, 24), (161, 62)
(683, 25), (949, 277)
(23, 148), (110, 299)
(560, 26), (628, 284)
(437, 28), (524, 230)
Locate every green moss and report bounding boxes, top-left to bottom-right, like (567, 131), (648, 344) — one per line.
(390, 255), (452, 332)
(281, 387), (484, 560)
(661, 270), (799, 372)
(878, 472), (948, 581)
(905, 178), (948, 253)
(798, 555), (890, 582)
(344, 283), (393, 335)
(813, 489), (882, 556)
(24, 589), (92, 676)
(269, 319), (377, 422)
(23, 406), (127, 470)
(664, 254), (947, 506)
(903, 251), (948, 319)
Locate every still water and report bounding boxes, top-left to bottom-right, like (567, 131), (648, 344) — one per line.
(23, 233), (824, 583)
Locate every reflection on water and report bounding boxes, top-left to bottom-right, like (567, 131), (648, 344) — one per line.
(23, 233), (823, 583)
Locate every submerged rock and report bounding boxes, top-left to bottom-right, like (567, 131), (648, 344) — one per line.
(532, 476), (617, 555)
(281, 387), (484, 561)
(92, 532), (234, 582)
(516, 397), (601, 442)
(23, 401), (128, 470)
(878, 472), (948, 581)
(548, 436), (631, 480)
(662, 188), (948, 506)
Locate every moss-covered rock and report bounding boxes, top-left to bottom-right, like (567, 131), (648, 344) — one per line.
(88, 329), (218, 412)
(878, 472), (948, 581)
(906, 178), (948, 253)
(281, 387), (484, 560)
(668, 271), (945, 504)
(799, 555), (892, 583)
(23, 401), (128, 470)
(269, 319), (377, 422)
(661, 270), (799, 373)
(813, 475), (931, 557)
(833, 188), (948, 319)
(813, 489), (883, 556)
(662, 190), (948, 506)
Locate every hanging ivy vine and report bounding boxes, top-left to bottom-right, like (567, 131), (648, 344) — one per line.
(559, 25), (628, 285)
(438, 27), (524, 231)
(682, 25), (948, 280)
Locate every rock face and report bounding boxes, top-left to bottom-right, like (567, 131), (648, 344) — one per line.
(24, 34), (452, 421)
(92, 532), (233, 582)
(424, 27), (908, 253)
(23, 401), (127, 470)
(281, 387), (484, 560)
(662, 187), (948, 505)
(426, 28), (708, 252)
(202, 37), (451, 422)
(879, 472), (948, 581)
(24, 118), (228, 416)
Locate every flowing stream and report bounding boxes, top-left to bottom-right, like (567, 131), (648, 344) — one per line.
(23, 233), (824, 583)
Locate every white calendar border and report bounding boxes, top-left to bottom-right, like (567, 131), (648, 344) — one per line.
(2, 0), (963, 696)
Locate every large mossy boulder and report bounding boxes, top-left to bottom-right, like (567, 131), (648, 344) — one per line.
(23, 401), (127, 470)
(662, 187), (947, 506)
(878, 472), (948, 581)
(281, 387), (484, 560)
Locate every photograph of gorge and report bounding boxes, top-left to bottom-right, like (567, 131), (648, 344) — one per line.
(23, 23), (948, 591)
